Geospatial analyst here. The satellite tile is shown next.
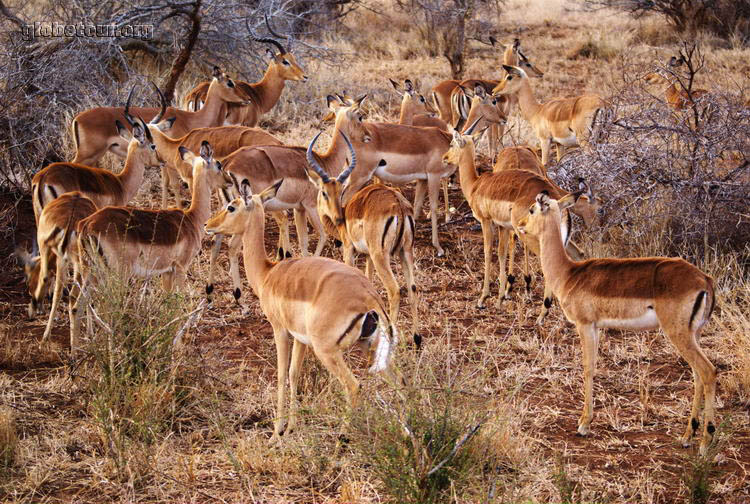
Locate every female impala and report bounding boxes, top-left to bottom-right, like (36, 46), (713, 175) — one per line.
(492, 65), (607, 166)
(517, 191), (717, 455)
(71, 67), (248, 166)
(32, 117), (159, 224)
(442, 118), (582, 324)
(71, 142), (229, 353)
(204, 180), (397, 443)
(305, 132), (420, 344)
(389, 78), (447, 130)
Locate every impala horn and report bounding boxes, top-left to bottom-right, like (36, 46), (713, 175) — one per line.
(149, 82), (167, 124)
(336, 131), (357, 184)
(124, 85), (137, 127)
(247, 16), (287, 54)
(306, 132), (331, 183)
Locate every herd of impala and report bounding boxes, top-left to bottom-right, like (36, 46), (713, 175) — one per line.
(15, 27), (718, 455)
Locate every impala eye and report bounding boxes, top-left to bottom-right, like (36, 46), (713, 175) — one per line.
(420, 96), (425, 103)
(227, 205), (235, 212)
(529, 208), (534, 215)
(507, 76), (513, 81)
(227, 80), (235, 88)
(322, 191), (329, 200)
(283, 60), (290, 66)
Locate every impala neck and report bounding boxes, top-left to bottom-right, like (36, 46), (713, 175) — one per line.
(149, 127), (181, 164)
(194, 80), (227, 126)
(185, 164), (213, 228)
(537, 208), (575, 298)
(241, 208), (273, 296)
(516, 79), (542, 122)
(120, 140), (148, 204)
(253, 64), (286, 114)
(398, 96), (414, 125)
(457, 142), (479, 201)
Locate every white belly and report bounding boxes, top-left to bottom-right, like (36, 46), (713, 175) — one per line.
(374, 157), (426, 184)
(353, 237), (369, 254)
(288, 329), (312, 346)
(599, 309), (659, 330)
(553, 133), (578, 146)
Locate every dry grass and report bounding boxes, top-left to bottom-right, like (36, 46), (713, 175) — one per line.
(0, 0), (749, 502)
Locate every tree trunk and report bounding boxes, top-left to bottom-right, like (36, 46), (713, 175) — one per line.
(162, 0), (202, 105)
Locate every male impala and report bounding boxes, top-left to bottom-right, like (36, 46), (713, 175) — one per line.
(71, 142), (229, 353)
(493, 146), (602, 295)
(32, 117), (159, 224)
(182, 28), (307, 126)
(306, 132), (420, 343)
(492, 65), (607, 166)
(442, 118), (583, 324)
(204, 180), (397, 443)
(332, 95), (456, 256)
(71, 67), (248, 166)
(517, 191), (717, 455)
(206, 111), (358, 301)
(17, 192), (97, 343)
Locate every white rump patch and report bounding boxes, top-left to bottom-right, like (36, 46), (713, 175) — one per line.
(369, 329), (391, 374)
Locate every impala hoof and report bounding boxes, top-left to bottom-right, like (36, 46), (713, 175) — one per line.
(576, 424), (590, 437)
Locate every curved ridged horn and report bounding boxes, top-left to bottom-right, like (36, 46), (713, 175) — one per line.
(464, 115), (483, 135)
(149, 82), (167, 124)
(247, 16), (287, 54)
(306, 132), (330, 183)
(264, 12), (286, 41)
(138, 116), (153, 143)
(124, 85), (137, 127)
(336, 131), (357, 184)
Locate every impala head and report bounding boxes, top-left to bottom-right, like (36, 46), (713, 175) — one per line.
(204, 179), (282, 236)
(571, 178), (605, 227)
(492, 65), (528, 96)
(14, 244), (46, 317)
(517, 50), (544, 78)
(465, 84), (508, 128)
(178, 140), (232, 190)
(517, 191), (580, 237)
(117, 97), (162, 166)
(334, 94), (371, 143)
(248, 15), (307, 83)
(390, 78), (437, 116)
(304, 130), (358, 234)
(442, 116), (484, 166)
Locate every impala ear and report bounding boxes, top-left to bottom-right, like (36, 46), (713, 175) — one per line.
(199, 140), (213, 162)
(558, 192), (580, 210)
(404, 79), (414, 94)
(266, 47), (276, 61)
(388, 78), (401, 93)
(536, 191), (551, 213)
(240, 179), (253, 206)
(131, 121), (146, 143)
(158, 117), (177, 132)
(259, 179), (282, 203)
(578, 177), (593, 198)
(326, 94), (337, 109)
(212, 65), (222, 78)
(474, 84), (486, 98)
(178, 145), (193, 161)
(489, 35), (498, 46)
(115, 120), (131, 141)
(354, 94), (368, 108)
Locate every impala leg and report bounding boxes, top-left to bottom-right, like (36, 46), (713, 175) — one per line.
(576, 322), (599, 436)
(287, 339), (307, 434)
(315, 348), (360, 409)
(227, 234), (243, 302)
(342, 242), (355, 267)
(307, 206), (328, 257)
(536, 278), (555, 325)
(161, 165), (169, 209)
(556, 144), (565, 163)
(293, 209), (309, 257)
(161, 269), (175, 293)
(442, 178), (451, 223)
(271, 211), (291, 259)
(206, 233), (223, 298)
(172, 176), (186, 210)
(523, 240), (532, 298)
(477, 218), (494, 309)
(42, 254), (66, 343)
(365, 256), (374, 282)
(371, 251), (400, 328)
(540, 138), (552, 167)
(271, 328), (292, 443)
(427, 175), (444, 256)
(413, 180), (427, 219)
(68, 267), (88, 358)
(495, 228), (510, 308)
(503, 232), (517, 300)
(400, 247), (419, 340)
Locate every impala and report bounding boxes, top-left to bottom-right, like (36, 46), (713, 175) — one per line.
(492, 65), (607, 166)
(182, 21), (307, 126)
(493, 146), (602, 295)
(331, 95), (456, 256)
(71, 142), (229, 353)
(204, 179), (397, 443)
(206, 108), (358, 301)
(459, 84), (509, 155)
(389, 78), (446, 130)
(32, 116), (159, 224)
(17, 192), (97, 343)
(71, 67), (248, 166)
(517, 191), (717, 455)
(306, 132), (420, 343)
(442, 118), (584, 323)
(122, 92), (283, 208)
(644, 56), (709, 111)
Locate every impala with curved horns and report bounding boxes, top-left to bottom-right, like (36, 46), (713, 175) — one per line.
(306, 132), (420, 344)
(492, 65), (607, 166)
(204, 179), (398, 444)
(205, 114), (358, 302)
(182, 15), (307, 126)
(517, 191), (717, 455)
(71, 67), (249, 166)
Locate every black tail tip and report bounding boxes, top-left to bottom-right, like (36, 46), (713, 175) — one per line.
(413, 333), (422, 349)
(334, 239), (342, 248)
(233, 288), (241, 300)
(206, 284), (214, 295)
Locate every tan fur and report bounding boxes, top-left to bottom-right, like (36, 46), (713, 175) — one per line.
(32, 127), (159, 225)
(70, 146), (228, 355)
(204, 183), (397, 443)
(71, 69), (248, 166)
(182, 51), (306, 125)
(518, 192), (717, 455)
(493, 65), (606, 166)
(644, 72), (708, 110)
